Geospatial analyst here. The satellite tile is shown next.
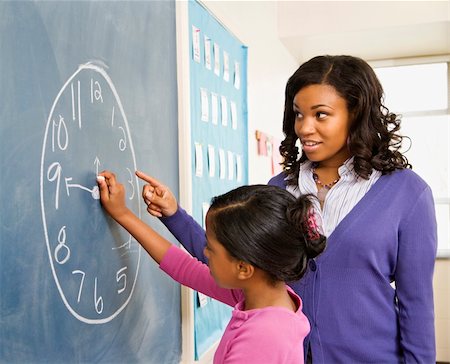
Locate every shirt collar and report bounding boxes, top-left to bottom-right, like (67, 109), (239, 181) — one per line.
(338, 157), (356, 178)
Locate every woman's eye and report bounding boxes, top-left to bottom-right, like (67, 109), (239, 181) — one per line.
(294, 112), (303, 119)
(316, 112), (327, 119)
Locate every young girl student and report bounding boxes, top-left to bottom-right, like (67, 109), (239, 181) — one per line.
(140, 55), (438, 362)
(97, 172), (326, 363)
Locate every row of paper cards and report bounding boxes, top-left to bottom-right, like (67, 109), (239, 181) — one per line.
(192, 25), (241, 90)
(194, 143), (243, 182)
(197, 199), (212, 306)
(200, 88), (238, 129)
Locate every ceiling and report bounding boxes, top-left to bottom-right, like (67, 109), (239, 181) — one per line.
(276, 1), (450, 63)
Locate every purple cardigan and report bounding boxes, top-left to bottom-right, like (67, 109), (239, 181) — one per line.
(161, 169), (437, 362)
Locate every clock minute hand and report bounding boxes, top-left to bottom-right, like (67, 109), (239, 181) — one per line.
(65, 177), (100, 200)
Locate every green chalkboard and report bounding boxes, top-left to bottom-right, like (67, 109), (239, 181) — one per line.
(0, 1), (181, 363)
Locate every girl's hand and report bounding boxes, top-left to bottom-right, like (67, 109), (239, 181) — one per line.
(97, 171), (129, 220)
(135, 171), (178, 218)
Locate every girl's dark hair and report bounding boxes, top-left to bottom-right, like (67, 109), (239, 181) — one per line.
(208, 185), (326, 283)
(280, 55), (411, 186)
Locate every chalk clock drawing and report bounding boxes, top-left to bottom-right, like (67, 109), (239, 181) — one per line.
(40, 62), (141, 324)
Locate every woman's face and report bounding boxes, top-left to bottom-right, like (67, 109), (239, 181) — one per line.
(293, 84), (352, 167)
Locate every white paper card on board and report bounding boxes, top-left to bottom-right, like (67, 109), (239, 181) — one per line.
(227, 151), (234, 180)
(204, 35), (212, 70)
(211, 92), (218, 125)
(234, 61), (240, 89)
(219, 148), (226, 180)
(236, 154), (243, 182)
(213, 42), (220, 76)
(230, 101), (238, 130)
(197, 292), (209, 308)
(207, 144), (215, 177)
(202, 202), (210, 228)
(223, 51), (230, 82)
(266, 138), (273, 157)
(200, 88), (209, 122)
(195, 142), (203, 177)
(192, 25), (201, 63)
(221, 96), (228, 126)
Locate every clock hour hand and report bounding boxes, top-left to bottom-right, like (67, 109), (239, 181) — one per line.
(65, 177), (100, 200)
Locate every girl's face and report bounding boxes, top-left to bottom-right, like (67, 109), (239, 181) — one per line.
(204, 216), (239, 289)
(293, 84), (352, 167)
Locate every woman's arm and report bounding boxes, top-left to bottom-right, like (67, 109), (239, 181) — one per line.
(396, 185), (437, 361)
(160, 206), (208, 263)
(137, 170), (289, 265)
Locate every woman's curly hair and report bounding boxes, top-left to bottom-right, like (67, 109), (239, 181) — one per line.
(279, 55), (411, 186)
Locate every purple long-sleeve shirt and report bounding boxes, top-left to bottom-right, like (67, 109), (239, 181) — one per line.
(161, 168), (437, 363)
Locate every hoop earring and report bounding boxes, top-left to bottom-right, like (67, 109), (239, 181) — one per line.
(295, 138), (302, 161)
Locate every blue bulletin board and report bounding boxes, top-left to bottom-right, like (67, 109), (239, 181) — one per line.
(188, 0), (248, 359)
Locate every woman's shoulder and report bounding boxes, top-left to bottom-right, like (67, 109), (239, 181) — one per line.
(382, 168), (430, 191)
(374, 168), (434, 207)
(267, 171), (288, 188)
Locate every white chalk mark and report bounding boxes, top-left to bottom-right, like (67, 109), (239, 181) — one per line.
(64, 177), (100, 200)
(77, 80), (81, 129)
(40, 62), (141, 325)
(71, 83), (75, 121)
(90, 78), (94, 103)
(94, 157), (101, 176)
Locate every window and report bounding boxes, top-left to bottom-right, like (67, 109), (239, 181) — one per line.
(374, 58), (450, 257)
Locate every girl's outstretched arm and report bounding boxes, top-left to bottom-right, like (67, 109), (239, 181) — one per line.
(97, 171), (240, 307)
(97, 171), (170, 264)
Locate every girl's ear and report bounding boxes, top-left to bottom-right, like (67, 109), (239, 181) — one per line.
(236, 261), (254, 280)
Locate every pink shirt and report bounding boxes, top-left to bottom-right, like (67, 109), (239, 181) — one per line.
(160, 246), (309, 363)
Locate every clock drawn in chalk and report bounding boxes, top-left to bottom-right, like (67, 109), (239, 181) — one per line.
(40, 62), (141, 324)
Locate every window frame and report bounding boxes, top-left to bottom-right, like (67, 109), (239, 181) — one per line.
(371, 55), (450, 258)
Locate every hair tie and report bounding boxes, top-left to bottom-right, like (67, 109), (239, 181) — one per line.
(304, 211), (322, 241)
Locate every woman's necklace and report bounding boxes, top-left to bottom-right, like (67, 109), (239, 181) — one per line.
(312, 167), (340, 203)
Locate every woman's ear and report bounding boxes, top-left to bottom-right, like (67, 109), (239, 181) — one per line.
(236, 261), (254, 280)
